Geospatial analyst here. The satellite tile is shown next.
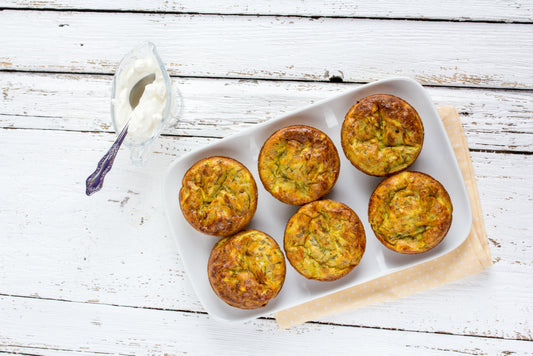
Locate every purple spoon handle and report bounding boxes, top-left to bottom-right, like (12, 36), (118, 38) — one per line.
(85, 121), (130, 196)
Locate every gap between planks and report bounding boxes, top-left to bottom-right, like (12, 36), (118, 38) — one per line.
(4, 68), (533, 92)
(0, 6), (532, 25)
(1, 0), (532, 20)
(1, 126), (531, 156)
(2, 292), (530, 343)
(0, 345), (119, 356)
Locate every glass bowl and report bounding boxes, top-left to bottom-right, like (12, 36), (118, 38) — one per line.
(110, 42), (180, 166)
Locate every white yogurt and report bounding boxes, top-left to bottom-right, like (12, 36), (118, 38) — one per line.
(113, 55), (167, 141)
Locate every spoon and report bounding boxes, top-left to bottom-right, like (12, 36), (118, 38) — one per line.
(85, 73), (156, 196)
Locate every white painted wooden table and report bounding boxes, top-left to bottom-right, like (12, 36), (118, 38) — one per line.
(1, 1), (532, 355)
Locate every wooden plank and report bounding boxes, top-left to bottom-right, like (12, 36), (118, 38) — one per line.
(0, 128), (531, 339)
(1, 11), (533, 88)
(1, 295), (532, 355)
(1, 0), (533, 23)
(1, 72), (532, 153)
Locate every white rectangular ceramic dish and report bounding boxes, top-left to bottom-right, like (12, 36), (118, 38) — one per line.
(163, 77), (472, 322)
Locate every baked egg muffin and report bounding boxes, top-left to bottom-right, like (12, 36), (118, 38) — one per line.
(258, 125), (340, 205)
(284, 200), (366, 281)
(368, 171), (453, 254)
(207, 229), (286, 309)
(179, 156), (258, 237)
(341, 94), (424, 176)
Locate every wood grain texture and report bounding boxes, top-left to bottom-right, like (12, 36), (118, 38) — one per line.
(2, 295), (533, 356)
(1, 2), (532, 353)
(1, 10), (533, 88)
(1, 72), (532, 153)
(2, 0), (533, 23)
(0, 128), (531, 340)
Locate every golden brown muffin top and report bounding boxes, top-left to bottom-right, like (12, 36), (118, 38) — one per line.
(179, 156), (258, 237)
(341, 94), (424, 176)
(208, 229), (286, 309)
(368, 171), (453, 254)
(258, 125), (340, 205)
(284, 200), (366, 281)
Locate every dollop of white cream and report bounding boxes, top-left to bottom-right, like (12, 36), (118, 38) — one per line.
(113, 56), (167, 140)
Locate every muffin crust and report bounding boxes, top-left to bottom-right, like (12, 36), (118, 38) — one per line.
(368, 171), (453, 254)
(208, 229), (286, 309)
(284, 200), (366, 281)
(258, 125), (340, 205)
(341, 94), (424, 176)
(179, 156), (258, 236)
